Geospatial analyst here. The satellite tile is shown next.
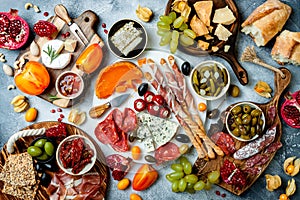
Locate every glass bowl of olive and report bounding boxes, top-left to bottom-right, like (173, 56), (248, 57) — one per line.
(28, 137), (56, 164)
(190, 60), (230, 101)
(225, 102), (265, 142)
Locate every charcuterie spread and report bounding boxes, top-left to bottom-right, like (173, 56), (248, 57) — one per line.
(0, 0), (300, 199)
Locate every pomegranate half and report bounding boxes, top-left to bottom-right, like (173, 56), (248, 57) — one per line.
(280, 90), (300, 128)
(0, 9), (30, 50)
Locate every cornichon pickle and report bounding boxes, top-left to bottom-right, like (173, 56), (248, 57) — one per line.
(192, 71), (199, 86)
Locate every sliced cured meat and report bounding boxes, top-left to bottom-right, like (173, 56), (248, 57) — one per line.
(211, 132), (235, 155)
(244, 166), (261, 175)
(94, 112), (119, 144)
(233, 124), (277, 160)
(264, 141), (282, 154)
(106, 154), (132, 180)
(110, 131), (129, 152)
(245, 154), (269, 168)
(154, 142), (180, 165)
(113, 108), (137, 132)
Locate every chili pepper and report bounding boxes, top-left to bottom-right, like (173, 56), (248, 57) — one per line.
(144, 91), (155, 103)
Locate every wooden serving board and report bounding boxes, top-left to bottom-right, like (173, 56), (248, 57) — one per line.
(193, 68), (291, 195)
(165, 0), (248, 85)
(16, 8), (104, 108)
(0, 121), (108, 200)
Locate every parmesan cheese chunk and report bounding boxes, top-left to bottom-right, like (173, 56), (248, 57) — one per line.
(212, 6), (236, 25)
(64, 39), (77, 53)
(214, 24), (232, 41)
(193, 1), (213, 27)
(197, 40), (210, 51)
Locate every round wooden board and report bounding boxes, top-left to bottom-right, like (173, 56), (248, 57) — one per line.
(0, 121), (108, 200)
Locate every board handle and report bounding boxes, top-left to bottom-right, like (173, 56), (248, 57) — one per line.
(89, 102), (111, 118)
(54, 4), (72, 25)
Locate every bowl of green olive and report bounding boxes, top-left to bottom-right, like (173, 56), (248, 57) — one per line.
(226, 102), (265, 142)
(190, 60), (230, 101)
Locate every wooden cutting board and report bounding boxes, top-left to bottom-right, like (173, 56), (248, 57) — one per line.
(193, 68), (291, 195)
(165, 0), (248, 85)
(0, 121), (108, 200)
(16, 8), (104, 108)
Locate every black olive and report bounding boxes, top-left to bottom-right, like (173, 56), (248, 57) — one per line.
(181, 61), (191, 76)
(43, 162), (59, 172)
(207, 109), (220, 119)
(175, 134), (190, 143)
(35, 163), (44, 172)
(138, 83), (148, 96)
(41, 172), (51, 187)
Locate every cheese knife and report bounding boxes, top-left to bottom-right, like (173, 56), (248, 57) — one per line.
(54, 4), (89, 45)
(89, 93), (131, 118)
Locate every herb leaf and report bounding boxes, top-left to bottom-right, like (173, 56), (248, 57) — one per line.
(43, 45), (60, 64)
(48, 94), (61, 101)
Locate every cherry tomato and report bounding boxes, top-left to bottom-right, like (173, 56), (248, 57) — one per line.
(159, 107), (171, 118)
(152, 95), (165, 105)
(134, 99), (147, 112)
(117, 178), (130, 190)
(131, 146), (142, 160)
(130, 193), (142, 200)
(198, 102), (207, 112)
(144, 91), (155, 103)
(279, 194), (288, 200)
(147, 103), (160, 116)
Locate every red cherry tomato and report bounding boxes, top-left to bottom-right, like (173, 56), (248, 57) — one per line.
(144, 91), (155, 103)
(153, 95), (165, 105)
(134, 99), (147, 112)
(159, 107), (171, 118)
(147, 103), (160, 116)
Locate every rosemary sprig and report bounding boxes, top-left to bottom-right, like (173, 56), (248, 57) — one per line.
(43, 45), (60, 64)
(48, 94), (61, 101)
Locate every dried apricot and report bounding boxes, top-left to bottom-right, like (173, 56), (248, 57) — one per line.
(117, 178), (130, 190)
(130, 193), (142, 200)
(131, 146), (141, 160)
(25, 107), (38, 122)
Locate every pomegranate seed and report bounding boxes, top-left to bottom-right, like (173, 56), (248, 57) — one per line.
(57, 118), (62, 122)
(60, 114), (65, 118)
(61, 34), (66, 38)
(65, 31), (70, 37)
(221, 193), (226, 198)
(104, 29), (108, 34)
(57, 108), (62, 112)
(50, 109), (56, 113)
(215, 191), (221, 196)
(43, 12), (49, 17)
(102, 23), (106, 28)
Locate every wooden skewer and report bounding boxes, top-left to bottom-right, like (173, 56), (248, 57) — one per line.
(241, 46), (285, 78)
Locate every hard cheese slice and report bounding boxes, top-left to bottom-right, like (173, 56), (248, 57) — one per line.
(138, 112), (179, 148)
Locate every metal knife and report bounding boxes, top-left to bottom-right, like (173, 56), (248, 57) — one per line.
(89, 93), (131, 118)
(54, 4), (89, 45)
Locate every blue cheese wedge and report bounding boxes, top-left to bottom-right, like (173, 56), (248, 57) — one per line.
(136, 125), (152, 141)
(143, 137), (156, 152)
(137, 112), (179, 148)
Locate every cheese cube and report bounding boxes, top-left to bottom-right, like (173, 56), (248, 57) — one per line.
(64, 39), (77, 52)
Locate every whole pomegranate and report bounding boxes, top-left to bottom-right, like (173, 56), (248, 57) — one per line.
(0, 9), (30, 50)
(281, 90), (300, 128)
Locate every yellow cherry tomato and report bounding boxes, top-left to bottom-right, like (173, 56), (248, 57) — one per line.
(130, 193), (142, 200)
(198, 102), (207, 112)
(117, 178), (130, 190)
(286, 164), (295, 174)
(279, 194), (288, 200)
(131, 146), (141, 160)
(25, 107), (38, 122)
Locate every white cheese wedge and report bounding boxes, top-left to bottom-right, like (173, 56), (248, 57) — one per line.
(64, 39), (77, 53)
(137, 112), (179, 148)
(214, 24), (232, 41)
(41, 39), (71, 69)
(212, 6), (236, 25)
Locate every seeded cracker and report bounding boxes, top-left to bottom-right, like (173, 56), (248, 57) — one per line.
(0, 152), (36, 186)
(2, 181), (39, 200)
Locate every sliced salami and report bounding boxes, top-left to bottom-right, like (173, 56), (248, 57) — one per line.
(244, 166), (261, 175)
(154, 142), (180, 165)
(211, 132), (235, 155)
(264, 141), (282, 154)
(245, 154), (269, 168)
(233, 124), (277, 160)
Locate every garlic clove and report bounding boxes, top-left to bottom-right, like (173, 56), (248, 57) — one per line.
(3, 64), (14, 76)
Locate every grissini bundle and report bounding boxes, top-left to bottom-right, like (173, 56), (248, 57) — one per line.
(241, 0), (291, 47)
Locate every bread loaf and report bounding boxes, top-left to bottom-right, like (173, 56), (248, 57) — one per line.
(271, 30), (300, 65)
(241, 0), (291, 47)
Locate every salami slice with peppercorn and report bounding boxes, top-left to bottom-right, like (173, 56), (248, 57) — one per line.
(211, 132), (235, 155)
(233, 124), (277, 160)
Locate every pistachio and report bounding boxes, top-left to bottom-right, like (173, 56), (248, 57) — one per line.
(136, 5), (153, 22)
(30, 40), (40, 56)
(3, 64), (14, 76)
(283, 156), (300, 176)
(265, 174), (281, 191)
(286, 178), (296, 197)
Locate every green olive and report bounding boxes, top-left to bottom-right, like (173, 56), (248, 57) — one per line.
(37, 152), (49, 161)
(235, 117), (242, 125)
(44, 142), (54, 157)
(242, 115), (252, 125)
(27, 146), (43, 157)
(229, 85), (240, 97)
(259, 119), (264, 126)
(244, 125), (250, 132)
(243, 105), (252, 113)
(239, 125), (247, 135)
(230, 123), (237, 129)
(250, 127), (256, 136)
(232, 128), (240, 137)
(251, 109), (261, 117)
(251, 117), (258, 126)
(231, 106), (242, 115)
(34, 138), (47, 148)
(241, 135), (250, 140)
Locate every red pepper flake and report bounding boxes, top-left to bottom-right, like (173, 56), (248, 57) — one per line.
(221, 193), (226, 198)
(104, 29), (108, 34)
(43, 12), (49, 17)
(57, 108), (62, 112)
(50, 109), (56, 113)
(102, 23), (106, 28)
(60, 114), (65, 118)
(58, 118), (62, 122)
(215, 190), (221, 196)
